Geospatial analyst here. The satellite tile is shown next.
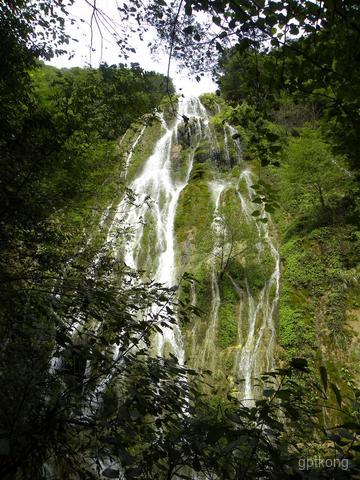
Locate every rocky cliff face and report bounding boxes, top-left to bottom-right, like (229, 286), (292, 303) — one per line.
(108, 96), (280, 401)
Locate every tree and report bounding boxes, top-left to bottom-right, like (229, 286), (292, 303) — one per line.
(117, 0), (359, 171)
(0, 226), (196, 478)
(215, 190), (252, 278)
(279, 127), (351, 212)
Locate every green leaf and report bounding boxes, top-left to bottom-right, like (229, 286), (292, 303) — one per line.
(215, 42), (224, 52)
(185, 3), (192, 15)
(229, 19), (237, 29)
(183, 26), (194, 35)
(102, 468), (120, 478)
(0, 438), (10, 456)
(269, 144), (282, 153)
(285, 404), (300, 420)
(266, 132), (279, 142)
(290, 357), (308, 371)
(264, 204), (275, 213)
(193, 457), (202, 472)
(330, 383), (342, 407)
(340, 422), (360, 431)
(212, 16), (221, 26)
(276, 389), (291, 400)
(319, 365), (328, 392)
(263, 388), (275, 397)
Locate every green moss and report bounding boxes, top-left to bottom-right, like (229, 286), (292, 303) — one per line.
(278, 299), (316, 359)
(189, 162), (213, 181)
(218, 303), (238, 349)
(244, 245), (275, 292)
(224, 356), (234, 371)
(136, 211), (157, 273)
(175, 176), (213, 246)
(245, 261), (266, 291)
(171, 144), (192, 183)
(219, 271), (239, 303)
(278, 222), (360, 369)
(347, 287), (360, 309)
(231, 165), (241, 177)
(193, 266), (213, 315)
(194, 140), (211, 164)
(216, 271), (241, 350)
(237, 176), (250, 197)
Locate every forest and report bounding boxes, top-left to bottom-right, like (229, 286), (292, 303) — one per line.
(0, 1), (359, 479)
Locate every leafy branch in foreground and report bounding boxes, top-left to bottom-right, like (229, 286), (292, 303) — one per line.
(1, 219), (359, 479)
(0, 227), (190, 479)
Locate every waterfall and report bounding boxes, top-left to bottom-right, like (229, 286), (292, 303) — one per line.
(227, 123), (242, 157)
(200, 122), (280, 401)
(109, 96), (208, 363)
(233, 170), (280, 402)
(46, 94), (282, 479)
(105, 97), (280, 403)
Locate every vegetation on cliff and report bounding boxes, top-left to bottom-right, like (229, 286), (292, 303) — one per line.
(0, 1), (359, 479)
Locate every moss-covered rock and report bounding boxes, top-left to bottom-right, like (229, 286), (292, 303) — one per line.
(194, 140), (211, 164)
(175, 174), (214, 247)
(126, 116), (163, 182)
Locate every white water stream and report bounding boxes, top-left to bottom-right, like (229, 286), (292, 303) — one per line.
(197, 180), (229, 371)
(123, 124), (146, 178)
(186, 119), (280, 401)
(109, 97), (209, 363)
(226, 130), (280, 401)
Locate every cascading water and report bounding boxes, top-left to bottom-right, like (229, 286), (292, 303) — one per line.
(227, 142), (280, 402)
(47, 94), (282, 480)
(85, 97), (209, 480)
(106, 96), (279, 404)
(197, 180), (229, 372)
(109, 96), (209, 363)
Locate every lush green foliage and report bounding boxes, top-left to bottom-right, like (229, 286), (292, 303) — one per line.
(132, 0), (360, 172)
(1, 1), (360, 478)
(32, 63), (171, 140)
(279, 128), (351, 210)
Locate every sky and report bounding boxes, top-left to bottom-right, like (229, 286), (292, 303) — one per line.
(49, 0), (216, 96)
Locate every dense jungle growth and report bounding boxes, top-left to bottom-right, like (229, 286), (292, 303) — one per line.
(0, 1), (359, 479)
